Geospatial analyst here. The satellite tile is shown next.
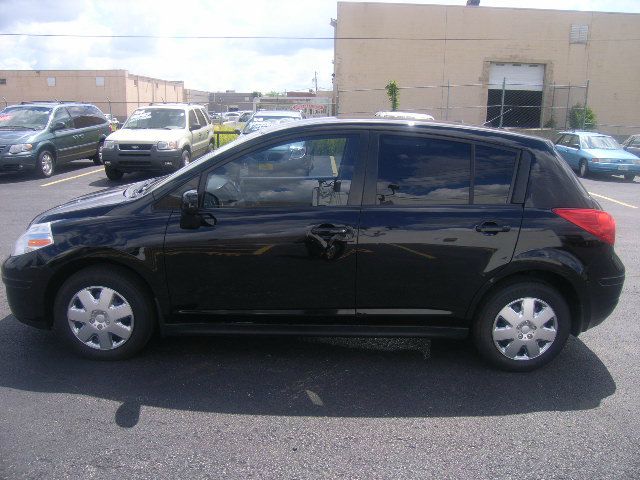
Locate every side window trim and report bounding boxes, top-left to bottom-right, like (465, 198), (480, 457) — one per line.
(197, 130), (369, 209)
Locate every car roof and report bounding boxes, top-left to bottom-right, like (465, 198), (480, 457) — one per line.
(253, 110), (302, 117)
(558, 131), (609, 137)
(252, 117), (552, 149)
(7, 102), (89, 108)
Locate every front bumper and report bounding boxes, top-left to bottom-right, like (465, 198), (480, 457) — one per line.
(0, 151), (37, 172)
(102, 146), (182, 173)
(589, 162), (640, 175)
(2, 252), (52, 329)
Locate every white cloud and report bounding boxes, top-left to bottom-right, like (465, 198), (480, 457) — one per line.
(0, 0), (638, 92)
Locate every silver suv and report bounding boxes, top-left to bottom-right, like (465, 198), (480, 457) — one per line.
(101, 103), (214, 180)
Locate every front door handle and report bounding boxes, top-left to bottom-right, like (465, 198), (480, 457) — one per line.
(475, 221), (511, 235)
(311, 226), (349, 236)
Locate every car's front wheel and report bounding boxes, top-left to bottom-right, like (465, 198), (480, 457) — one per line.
(473, 281), (571, 371)
(105, 165), (124, 180)
(53, 266), (155, 360)
(624, 173), (635, 182)
(36, 150), (55, 178)
(92, 141), (104, 165)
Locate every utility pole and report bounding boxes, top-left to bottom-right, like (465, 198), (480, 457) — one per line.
(313, 71), (318, 94)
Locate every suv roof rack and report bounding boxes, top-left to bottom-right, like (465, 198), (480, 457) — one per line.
(20, 100), (77, 105)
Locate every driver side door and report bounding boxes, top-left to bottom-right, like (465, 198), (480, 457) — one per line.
(162, 130), (368, 324)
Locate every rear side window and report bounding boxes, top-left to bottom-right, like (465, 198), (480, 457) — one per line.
(376, 135), (471, 205)
(474, 145), (518, 204)
(67, 105), (107, 128)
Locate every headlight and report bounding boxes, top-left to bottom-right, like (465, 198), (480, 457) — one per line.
(157, 141), (178, 150)
(9, 143), (33, 154)
(12, 222), (54, 256)
(103, 140), (115, 149)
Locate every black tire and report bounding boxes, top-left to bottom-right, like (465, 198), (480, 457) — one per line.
(180, 149), (191, 169)
(91, 141), (104, 165)
(578, 159), (589, 178)
(624, 173), (635, 182)
(473, 281), (571, 372)
(53, 266), (155, 360)
(36, 149), (55, 178)
(105, 165), (124, 181)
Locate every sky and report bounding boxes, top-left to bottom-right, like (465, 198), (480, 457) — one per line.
(0, 0), (639, 93)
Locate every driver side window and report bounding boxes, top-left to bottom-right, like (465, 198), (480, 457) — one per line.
(52, 108), (73, 129)
(203, 135), (359, 209)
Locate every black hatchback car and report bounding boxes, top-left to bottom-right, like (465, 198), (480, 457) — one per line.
(2, 119), (624, 371)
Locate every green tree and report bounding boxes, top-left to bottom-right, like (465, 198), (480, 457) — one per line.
(569, 104), (596, 130)
(385, 80), (400, 111)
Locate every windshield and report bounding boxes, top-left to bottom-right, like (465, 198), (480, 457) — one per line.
(243, 115), (299, 134)
(584, 135), (621, 150)
(123, 108), (186, 130)
(0, 106), (52, 130)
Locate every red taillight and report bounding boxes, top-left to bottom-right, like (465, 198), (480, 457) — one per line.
(552, 208), (616, 245)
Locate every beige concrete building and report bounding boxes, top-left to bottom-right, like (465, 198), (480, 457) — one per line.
(0, 70), (185, 120)
(334, 2), (640, 135)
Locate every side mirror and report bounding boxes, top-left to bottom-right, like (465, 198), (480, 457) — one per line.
(181, 189), (199, 215)
(52, 121), (66, 131)
(190, 123), (201, 131)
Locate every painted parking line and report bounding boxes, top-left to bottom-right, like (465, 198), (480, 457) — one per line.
(40, 168), (104, 187)
(589, 192), (638, 209)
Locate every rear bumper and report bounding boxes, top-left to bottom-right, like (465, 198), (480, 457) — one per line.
(102, 148), (182, 173)
(589, 162), (640, 175)
(582, 274), (625, 332)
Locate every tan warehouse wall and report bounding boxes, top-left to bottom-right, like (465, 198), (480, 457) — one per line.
(335, 2), (640, 134)
(0, 70), (185, 120)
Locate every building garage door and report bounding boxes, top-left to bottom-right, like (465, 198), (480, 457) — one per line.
(486, 63), (545, 128)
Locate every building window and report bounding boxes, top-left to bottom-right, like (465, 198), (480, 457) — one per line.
(96, 76), (105, 87)
(0, 78), (6, 85)
(47, 77), (56, 87)
(570, 24), (589, 44)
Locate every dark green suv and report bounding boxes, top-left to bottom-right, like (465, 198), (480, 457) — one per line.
(0, 102), (111, 177)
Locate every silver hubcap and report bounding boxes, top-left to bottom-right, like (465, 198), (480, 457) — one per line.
(67, 286), (134, 350)
(41, 153), (53, 176)
(98, 144), (104, 163)
(492, 297), (558, 361)
(580, 163), (586, 176)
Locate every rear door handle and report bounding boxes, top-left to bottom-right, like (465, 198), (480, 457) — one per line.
(475, 221), (511, 235)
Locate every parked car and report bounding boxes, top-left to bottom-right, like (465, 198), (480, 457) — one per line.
(375, 111), (435, 121)
(239, 110), (304, 135)
(207, 112), (223, 124)
(622, 134), (640, 158)
(554, 131), (640, 181)
(0, 102), (110, 177)
(101, 103), (214, 180)
(222, 110), (253, 130)
(2, 119), (624, 371)
(104, 114), (120, 132)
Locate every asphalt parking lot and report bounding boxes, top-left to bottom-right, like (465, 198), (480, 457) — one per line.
(0, 162), (639, 479)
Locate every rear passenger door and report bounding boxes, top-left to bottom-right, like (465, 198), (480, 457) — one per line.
(356, 133), (524, 326)
(66, 105), (106, 160)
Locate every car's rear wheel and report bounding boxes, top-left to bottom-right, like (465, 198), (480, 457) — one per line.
(473, 281), (571, 371)
(105, 165), (124, 181)
(578, 159), (589, 178)
(624, 173), (635, 182)
(53, 266), (155, 360)
(36, 150), (55, 178)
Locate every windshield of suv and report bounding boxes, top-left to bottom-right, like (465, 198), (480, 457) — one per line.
(123, 108), (186, 130)
(0, 106), (52, 130)
(583, 135), (621, 150)
(243, 115), (299, 134)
